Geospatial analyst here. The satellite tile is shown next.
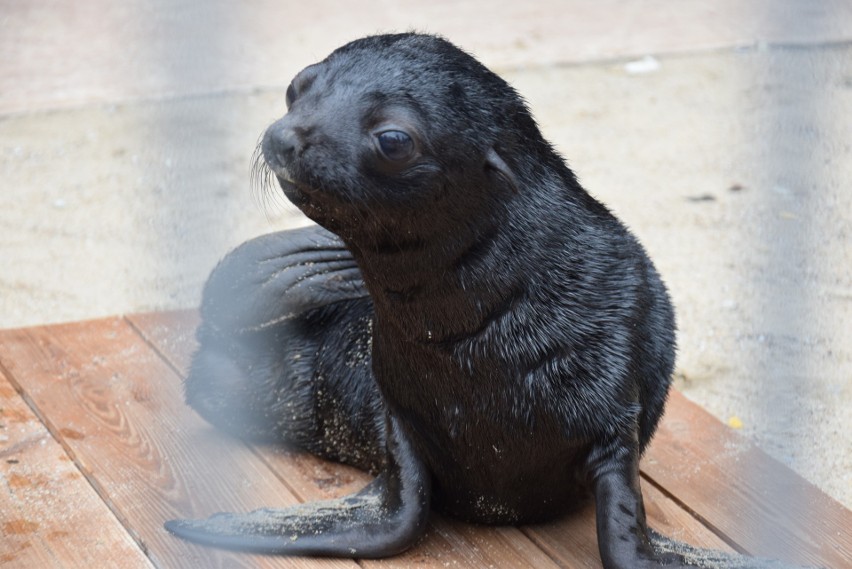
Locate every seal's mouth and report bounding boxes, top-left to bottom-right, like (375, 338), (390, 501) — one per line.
(271, 169), (328, 206)
(250, 143), (311, 212)
(271, 170), (298, 195)
(264, 158), (306, 194)
(271, 165), (296, 186)
(262, 148), (317, 197)
(272, 169), (319, 197)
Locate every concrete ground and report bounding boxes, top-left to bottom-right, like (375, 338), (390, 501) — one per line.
(1, 0), (850, 511)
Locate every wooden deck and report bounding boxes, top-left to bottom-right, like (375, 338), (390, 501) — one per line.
(0, 311), (849, 568)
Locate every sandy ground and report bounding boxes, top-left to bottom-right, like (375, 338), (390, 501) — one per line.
(1, 1), (850, 510)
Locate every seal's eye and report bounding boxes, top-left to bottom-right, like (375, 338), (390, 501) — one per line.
(376, 130), (414, 162)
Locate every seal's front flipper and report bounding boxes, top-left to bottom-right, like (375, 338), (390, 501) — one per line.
(165, 478), (406, 556)
(165, 416), (430, 558)
(588, 429), (813, 569)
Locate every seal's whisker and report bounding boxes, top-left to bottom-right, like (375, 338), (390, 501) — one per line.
(250, 141), (287, 221)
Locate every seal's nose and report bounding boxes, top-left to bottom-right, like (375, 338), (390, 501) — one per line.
(262, 118), (304, 173)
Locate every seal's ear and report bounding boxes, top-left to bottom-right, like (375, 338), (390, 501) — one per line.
(485, 147), (519, 194)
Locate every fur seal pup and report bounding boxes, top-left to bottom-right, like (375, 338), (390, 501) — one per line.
(165, 34), (808, 569)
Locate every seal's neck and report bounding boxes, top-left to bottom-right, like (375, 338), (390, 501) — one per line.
(345, 204), (527, 345)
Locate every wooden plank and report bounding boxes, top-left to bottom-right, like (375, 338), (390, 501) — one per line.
(0, 368), (154, 569)
(129, 310), (735, 567)
(641, 482), (732, 552)
(126, 310), (199, 377)
(0, 318), (355, 569)
(642, 390), (852, 567)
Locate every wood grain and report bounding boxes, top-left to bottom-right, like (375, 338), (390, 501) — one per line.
(642, 389), (852, 567)
(0, 368), (154, 569)
(0, 318), (354, 569)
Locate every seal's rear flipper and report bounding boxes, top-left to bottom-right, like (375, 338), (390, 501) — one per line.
(183, 224), (381, 457)
(199, 224), (367, 334)
(166, 416), (429, 558)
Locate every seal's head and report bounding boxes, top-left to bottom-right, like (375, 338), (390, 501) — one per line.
(259, 33), (554, 246)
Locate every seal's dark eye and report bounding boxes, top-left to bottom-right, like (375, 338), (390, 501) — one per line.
(376, 130), (414, 162)
(285, 83), (296, 108)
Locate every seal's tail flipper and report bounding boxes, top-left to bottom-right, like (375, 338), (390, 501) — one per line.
(648, 528), (822, 569)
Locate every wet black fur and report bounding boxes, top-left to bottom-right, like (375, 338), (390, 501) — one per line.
(168, 34), (808, 569)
